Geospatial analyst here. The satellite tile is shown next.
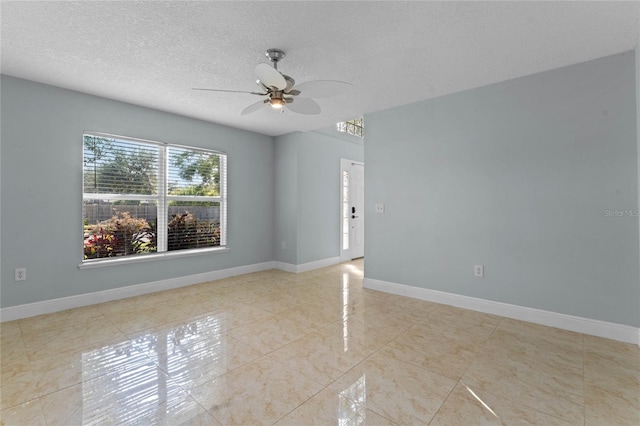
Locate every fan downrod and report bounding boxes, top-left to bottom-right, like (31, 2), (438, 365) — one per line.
(265, 49), (285, 69)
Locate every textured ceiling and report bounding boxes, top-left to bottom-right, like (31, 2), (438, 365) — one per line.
(2, 1), (639, 136)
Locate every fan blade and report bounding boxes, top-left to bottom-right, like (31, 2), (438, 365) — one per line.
(255, 63), (287, 90)
(241, 100), (267, 116)
(193, 88), (266, 95)
(287, 98), (321, 115)
(294, 80), (353, 98)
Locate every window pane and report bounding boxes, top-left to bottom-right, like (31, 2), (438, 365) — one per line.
(168, 147), (220, 196)
(336, 118), (364, 138)
(167, 201), (221, 251)
(83, 135), (158, 195)
(83, 199), (157, 259)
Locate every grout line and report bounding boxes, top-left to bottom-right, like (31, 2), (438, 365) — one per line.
(427, 378), (460, 425)
(438, 313), (504, 386)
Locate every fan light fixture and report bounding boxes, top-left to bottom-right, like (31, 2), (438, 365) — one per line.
(269, 97), (285, 109)
(192, 48), (353, 116)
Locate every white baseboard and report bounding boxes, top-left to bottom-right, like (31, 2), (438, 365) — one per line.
(275, 257), (341, 274)
(364, 278), (640, 346)
(274, 261), (297, 273)
(0, 257), (343, 322)
(297, 257), (341, 273)
(0, 261), (276, 322)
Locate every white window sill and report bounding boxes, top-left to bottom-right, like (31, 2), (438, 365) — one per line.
(78, 247), (230, 269)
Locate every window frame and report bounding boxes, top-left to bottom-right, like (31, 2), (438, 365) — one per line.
(80, 132), (228, 268)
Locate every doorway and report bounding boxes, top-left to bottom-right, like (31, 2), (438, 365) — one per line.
(340, 159), (364, 261)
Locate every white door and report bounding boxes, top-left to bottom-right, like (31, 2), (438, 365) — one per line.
(349, 162), (364, 259)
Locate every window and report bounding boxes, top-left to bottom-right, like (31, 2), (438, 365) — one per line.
(342, 169), (350, 251)
(336, 118), (364, 138)
(82, 133), (227, 263)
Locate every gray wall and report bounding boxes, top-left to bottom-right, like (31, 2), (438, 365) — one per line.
(1, 75), (274, 308)
(274, 135), (299, 264)
(365, 52), (639, 327)
(274, 129), (363, 265)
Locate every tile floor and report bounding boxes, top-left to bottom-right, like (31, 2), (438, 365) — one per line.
(1, 260), (639, 425)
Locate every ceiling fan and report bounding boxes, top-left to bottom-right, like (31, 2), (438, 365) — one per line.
(193, 49), (352, 116)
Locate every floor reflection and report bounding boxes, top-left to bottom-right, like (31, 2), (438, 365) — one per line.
(339, 374), (367, 426)
(343, 272), (350, 352)
(465, 384), (499, 418)
(80, 314), (226, 424)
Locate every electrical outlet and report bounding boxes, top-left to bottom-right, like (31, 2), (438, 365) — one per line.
(375, 203), (385, 214)
(15, 268), (26, 282)
(474, 265), (484, 278)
